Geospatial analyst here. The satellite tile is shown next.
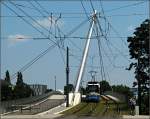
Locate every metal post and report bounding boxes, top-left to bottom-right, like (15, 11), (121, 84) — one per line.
(54, 76), (56, 91)
(74, 10), (97, 93)
(66, 47), (69, 107)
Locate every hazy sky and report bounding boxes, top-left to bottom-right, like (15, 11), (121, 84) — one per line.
(1, 0), (149, 90)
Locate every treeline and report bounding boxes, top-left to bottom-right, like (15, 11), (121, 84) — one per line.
(1, 70), (33, 101)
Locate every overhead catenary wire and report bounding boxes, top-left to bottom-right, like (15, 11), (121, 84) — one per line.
(31, 1), (65, 41)
(106, 19), (128, 47)
(33, 0), (52, 15)
(2, 3), (55, 43)
(8, 3), (69, 76)
(2, 2), (92, 80)
(8, 1), (69, 49)
(32, 0), (83, 52)
(80, 1), (108, 82)
(89, 0), (95, 12)
(10, 42), (58, 79)
(98, 5), (123, 64)
(98, 0), (143, 68)
(28, 1), (53, 39)
(80, 0), (91, 20)
(5, 0), (91, 56)
(98, 0), (110, 38)
(30, 0), (89, 67)
(6, 1), (70, 65)
(28, 1), (46, 17)
(9, 1), (57, 40)
(5, 1), (146, 15)
(28, 1), (59, 42)
(0, 35), (131, 40)
(54, 14), (83, 54)
(30, 0), (81, 57)
(95, 21), (107, 81)
(80, 1), (109, 82)
(1, 13), (148, 18)
(32, 0), (55, 38)
(105, 1), (146, 13)
(57, 25), (66, 65)
(95, 12), (131, 62)
(3, 1), (142, 82)
(98, 0), (127, 48)
(7, 2), (58, 48)
(1, 2), (68, 79)
(92, 9), (131, 70)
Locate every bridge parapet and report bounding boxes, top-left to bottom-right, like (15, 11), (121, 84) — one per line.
(0, 91), (61, 114)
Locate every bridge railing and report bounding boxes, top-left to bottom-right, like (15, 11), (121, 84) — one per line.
(0, 91), (61, 114)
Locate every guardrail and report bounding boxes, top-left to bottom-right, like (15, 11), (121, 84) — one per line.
(0, 91), (61, 114)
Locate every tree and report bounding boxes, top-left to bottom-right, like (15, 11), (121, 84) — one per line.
(80, 87), (86, 95)
(14, 72), (24, 98)
(5, 70), (10, 84)
(100, 80), (111, 94)
(112, 85), (133, 105)
(0, 80), (13, 101)
(14, 72), (33, 99)
(16, 72), (23, 86)
(127, 19), (150, 114)
(112, 85), (133, 97)
(1, 70), (13, 101)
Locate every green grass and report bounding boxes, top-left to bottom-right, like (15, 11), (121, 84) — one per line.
(62, 99), (130, 117)
(61, 102), (88, 115)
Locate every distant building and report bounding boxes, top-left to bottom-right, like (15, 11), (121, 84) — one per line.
(29, 84), (47, 96)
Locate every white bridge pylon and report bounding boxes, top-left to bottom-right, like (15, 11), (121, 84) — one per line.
(71, 10), (97, 106)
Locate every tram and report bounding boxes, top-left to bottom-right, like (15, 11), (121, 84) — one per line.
(86, 81), (100, 102)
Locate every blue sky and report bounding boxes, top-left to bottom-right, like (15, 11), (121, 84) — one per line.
(1, 0), (149, 90)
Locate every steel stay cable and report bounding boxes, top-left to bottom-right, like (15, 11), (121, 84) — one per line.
(2, 2), (91, 79)
(98, 0), (110, 38)
(2, 3), (51, 42)
(56, 24), (66, 65)
(28, 1), (46, 17)
(8, 1), (59, 48)
(1, 2), (73, 79)
(98, 0), (130, 48)
(11, 44), (56, 79)
(28, 1), (54, 39)
(2, 1), (102, 80)
(95, 23), (107, 81)
(89, 0), (95, 12)
(97, 2), (132, 65)
(81, 0), (107, 81)
(80, 0), (91, 20)
(28, 1), (85, 63)
(96, 16), (131, 62)
(3, 3), (65, 58)
(29, 1), (64, 44)
(96, 14), (117, 66)
(80, 1), (107, 82)
(9, 1), (56, 39)
(33, 0), (51, 15)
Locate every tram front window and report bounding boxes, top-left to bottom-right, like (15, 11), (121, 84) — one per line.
(87, 85), (99, 93)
